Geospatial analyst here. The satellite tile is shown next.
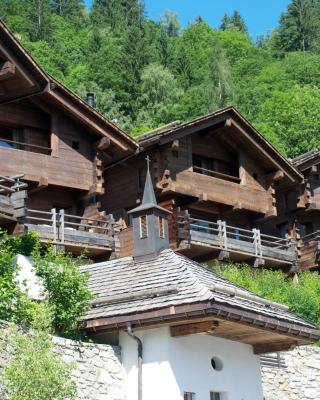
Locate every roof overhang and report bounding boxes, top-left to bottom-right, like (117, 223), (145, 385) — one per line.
(138, 107), (303, 185)
(83, 300), (319, 353)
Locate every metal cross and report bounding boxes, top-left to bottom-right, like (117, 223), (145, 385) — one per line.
(146, 155), (151, 172)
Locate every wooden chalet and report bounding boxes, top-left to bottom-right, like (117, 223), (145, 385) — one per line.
(291, 150), (320, 270)
(103, 108), (303, 269)
(0, 21), (137, 259)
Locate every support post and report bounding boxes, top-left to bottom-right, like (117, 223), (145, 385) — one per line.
(59, 209), (65, 244)
(218, 220), (228, 250)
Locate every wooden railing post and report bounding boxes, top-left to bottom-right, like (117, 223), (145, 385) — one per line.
(51, 208), (57, 243)
(59, 209), (65, 244)
(218, 220), (228, 250)
(253, 228), (262, 258)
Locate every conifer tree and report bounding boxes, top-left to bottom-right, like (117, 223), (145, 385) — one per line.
(276, 0), (320, 52)
(51, 0), (85, 21)
(27, 0), (53, 41)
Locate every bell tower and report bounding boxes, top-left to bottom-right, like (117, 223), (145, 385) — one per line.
(128, 156), (171, 262)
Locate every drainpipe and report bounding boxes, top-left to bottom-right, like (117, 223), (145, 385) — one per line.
(126, 322), (143, 400)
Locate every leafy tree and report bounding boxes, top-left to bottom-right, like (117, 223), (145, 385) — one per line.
(207, 38), (234, 108)
(275, 0), (320, 52)
(2, 308), (76, 400)
(137, 62), (183, 126)
(254, 86), (320, 157)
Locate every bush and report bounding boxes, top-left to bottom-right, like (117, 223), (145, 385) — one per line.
(1, 305), (76, 400)
(211, 263), (320, 326)
(33, 247), (93, 336)
(0, 232), (93, 336)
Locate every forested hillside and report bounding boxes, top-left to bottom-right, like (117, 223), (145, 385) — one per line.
(1, 0), (320, 157)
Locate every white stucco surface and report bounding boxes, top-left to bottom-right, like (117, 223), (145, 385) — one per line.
(119, 326), (263, 400)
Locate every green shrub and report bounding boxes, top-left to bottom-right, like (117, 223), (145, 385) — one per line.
(0, 232), (92, 336)
(33, 247), (93, 336)
(211, 263), (320, 326)
(2, 305), (76, 400)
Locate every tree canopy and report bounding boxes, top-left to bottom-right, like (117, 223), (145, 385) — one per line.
(1, 0), (320, 156)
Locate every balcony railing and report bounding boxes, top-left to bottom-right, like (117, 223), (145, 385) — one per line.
(177, 214), (296, 264)
(193, 165), (241, 184)
(23, 208), (114, 252)
(0, 138), (52, 155)
(301, 231), (320, 244)
(0, 174), (27, 194)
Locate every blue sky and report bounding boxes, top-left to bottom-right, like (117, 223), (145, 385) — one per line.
(85, 0), (290, 38)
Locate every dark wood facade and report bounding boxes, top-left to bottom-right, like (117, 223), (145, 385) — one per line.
(0, 20), (137, 259)
(103, 109), (303, 269)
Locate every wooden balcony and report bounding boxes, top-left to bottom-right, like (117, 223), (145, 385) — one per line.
(299, 231), (320, 270)
(22, 208), (115, 258)
(163, 169), (271, 215)
(175, 213), (297, 267)
(0, 144), (94, 191)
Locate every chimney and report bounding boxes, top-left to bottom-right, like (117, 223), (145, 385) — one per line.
(86, 92), (96, 108)
(128, 156), (171, 262)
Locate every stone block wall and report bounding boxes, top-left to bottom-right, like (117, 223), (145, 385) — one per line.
(262, 346), (320, 400)
(0, 321), (125, 400)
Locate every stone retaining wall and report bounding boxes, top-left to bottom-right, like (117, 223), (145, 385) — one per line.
(1, 321), (320, 400)
(262, 346), (320, 400)
(0, 321), (125, 400)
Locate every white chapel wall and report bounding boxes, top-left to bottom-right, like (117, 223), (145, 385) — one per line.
(120, 326), (264, 400)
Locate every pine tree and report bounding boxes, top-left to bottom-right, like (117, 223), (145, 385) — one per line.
(51, 0), (85, 21)
(230, 10), (248, 34)
(219, 13), (231, 31)
(276, 0), (320, 52)
(27, 0), (53, 41)
(219, 11), (248, 34)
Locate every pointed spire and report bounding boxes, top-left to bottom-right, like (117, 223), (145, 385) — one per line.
(142, 156), (157, 206)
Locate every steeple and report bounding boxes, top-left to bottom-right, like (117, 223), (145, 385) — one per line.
(128, 156), (171, 262)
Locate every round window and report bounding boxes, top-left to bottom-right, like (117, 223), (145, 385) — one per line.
(211, 357), (223, 371)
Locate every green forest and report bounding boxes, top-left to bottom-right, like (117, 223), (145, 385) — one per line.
(1, 0), (320, 157)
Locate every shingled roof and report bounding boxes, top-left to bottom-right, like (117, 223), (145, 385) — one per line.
(292, 149), (320, 171)
(81, 248), (318, 342)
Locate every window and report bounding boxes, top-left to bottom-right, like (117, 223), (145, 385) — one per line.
(277, 222), (287, 239)
(72, 141), (79, 150)
(0, 128), (13, 148)
(184, 393), (196, 400)
(159, 216), (165, 238)
(193, 155), (239, 181)
(211, 357), (223, 371)
(140, 215), (148, 238)
(210, 392), (221, 400)
(172, 150), (179, 158)
(300, 222), (313, 237)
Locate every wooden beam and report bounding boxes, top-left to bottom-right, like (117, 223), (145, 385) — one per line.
(0, 61), (15, 81)
(253, 340), (297, 355)
(267, 170), (285, 182)
(170, 321), (219, 337)
(50, 112), (59, 157)
(95, 137), (111, 151)
(29, 176), (48, 194)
